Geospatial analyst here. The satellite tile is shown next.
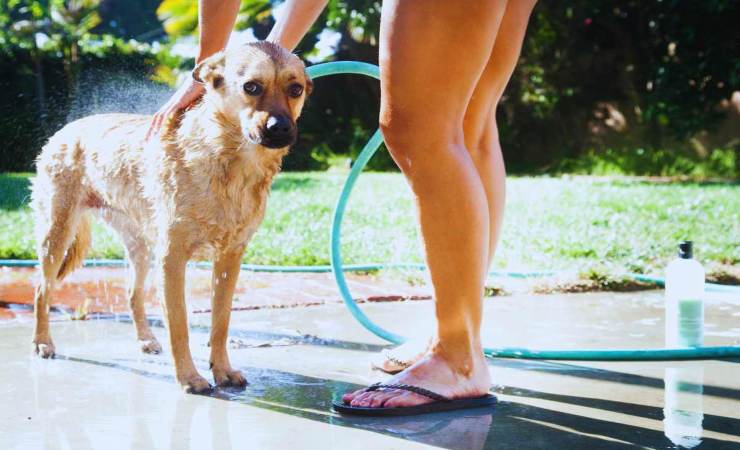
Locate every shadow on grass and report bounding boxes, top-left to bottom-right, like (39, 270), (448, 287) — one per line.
(0, 173), (32, 210)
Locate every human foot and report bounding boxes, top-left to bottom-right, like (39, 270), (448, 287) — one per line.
(344, 351), (491, 409)
(371, 337), (433, 374)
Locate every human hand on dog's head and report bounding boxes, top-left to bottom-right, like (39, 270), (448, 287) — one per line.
(146, 76), (205, 141)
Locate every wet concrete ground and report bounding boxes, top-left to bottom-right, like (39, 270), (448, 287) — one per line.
(1, 291), (739, 449)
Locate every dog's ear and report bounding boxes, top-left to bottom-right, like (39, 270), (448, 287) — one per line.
(193, 52), (226, 89)
(304, 70), (313, 96)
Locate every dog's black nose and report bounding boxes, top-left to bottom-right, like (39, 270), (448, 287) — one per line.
(266, 115), (291, 135)
(262, 115), (295, 148)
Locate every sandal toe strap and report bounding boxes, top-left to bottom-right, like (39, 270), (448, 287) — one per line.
(365, 383), (451, 402)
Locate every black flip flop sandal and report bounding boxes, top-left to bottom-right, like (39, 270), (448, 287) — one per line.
(332, 383), (497, 417)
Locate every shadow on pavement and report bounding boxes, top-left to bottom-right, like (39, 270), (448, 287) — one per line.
(54, 353), (738, 450)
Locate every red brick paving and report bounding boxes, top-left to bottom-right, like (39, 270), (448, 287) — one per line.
(0, 266), (433, 321)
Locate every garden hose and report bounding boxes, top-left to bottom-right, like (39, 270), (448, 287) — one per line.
(1, 61), (738, 361)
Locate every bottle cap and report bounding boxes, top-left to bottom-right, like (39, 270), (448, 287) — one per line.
(678, 241), (693, 259)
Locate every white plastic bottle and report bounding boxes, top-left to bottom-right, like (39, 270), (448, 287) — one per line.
(665, 241), (705, 348)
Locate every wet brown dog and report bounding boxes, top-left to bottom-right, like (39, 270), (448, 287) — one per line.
(30, 41), (312, 393)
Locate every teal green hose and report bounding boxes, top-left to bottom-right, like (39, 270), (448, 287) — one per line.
(1, 61), (737, 361)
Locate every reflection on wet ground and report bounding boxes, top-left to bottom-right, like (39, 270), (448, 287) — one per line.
(1, 293), (739, 449)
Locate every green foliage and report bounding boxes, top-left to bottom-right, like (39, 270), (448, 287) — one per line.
(1, 0), (102, 56)
(95, 0), (163, 40)
(325, 0), (381, 45)
(501, 1), (739, 173)
(0, 173), (32, 210)
(0, 1), (737, 176)
(157, 0), (272, 39)
(0, 0), (167, 171)
(156, 0), (198, 37)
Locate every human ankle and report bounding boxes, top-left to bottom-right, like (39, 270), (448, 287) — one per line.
(431, 338), (484, 378)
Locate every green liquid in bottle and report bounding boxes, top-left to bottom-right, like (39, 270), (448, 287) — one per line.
(677, 298), (704, 348)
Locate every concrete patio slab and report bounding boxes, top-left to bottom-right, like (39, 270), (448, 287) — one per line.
(1, 292), (739, 449)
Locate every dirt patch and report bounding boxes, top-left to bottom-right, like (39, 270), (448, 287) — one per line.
(532, 276), (655, 294)
(707, 264), (740, 285)
(525, 268), (656, 295)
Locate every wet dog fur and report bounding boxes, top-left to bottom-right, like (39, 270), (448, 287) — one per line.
(30, 41), (312, 393)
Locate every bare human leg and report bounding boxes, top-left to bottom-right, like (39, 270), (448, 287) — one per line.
(465, 0), (538, 265)
(374, 0), (537, 377)
(345, 0), (506, 409)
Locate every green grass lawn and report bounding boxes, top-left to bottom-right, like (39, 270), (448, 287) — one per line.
(1, 172), (738, 277)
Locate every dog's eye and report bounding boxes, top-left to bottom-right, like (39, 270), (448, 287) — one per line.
(288, 83), (304, 98)
(243, 81), (263, 96)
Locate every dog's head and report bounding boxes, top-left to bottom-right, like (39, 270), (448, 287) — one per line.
(193, 41), (312, 149)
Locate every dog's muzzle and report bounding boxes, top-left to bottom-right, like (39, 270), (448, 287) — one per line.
(260, 115), (296, 149)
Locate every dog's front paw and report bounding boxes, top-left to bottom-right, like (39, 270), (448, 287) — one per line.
(32, 338), (55, 359)
(213, 366), (248, 388)
(138, 338), (162, 355)
(180, 374), (213, 395)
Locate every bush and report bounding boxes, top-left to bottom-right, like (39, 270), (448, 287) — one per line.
(0, 46), (161, 172)
(1, 0), (738, 177)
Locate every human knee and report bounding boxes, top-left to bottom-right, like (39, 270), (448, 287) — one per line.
(379, 108), (462, 170)
(378, 109), (416, 155)
(464, 111), (501, 159)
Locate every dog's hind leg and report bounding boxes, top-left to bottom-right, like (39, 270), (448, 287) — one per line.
(101, 210), (162, 354)
(31, 179), (85, 358)
(209, 245), (247, 388)
(156, 233), (211, 394)
(127, 245), (162, 354)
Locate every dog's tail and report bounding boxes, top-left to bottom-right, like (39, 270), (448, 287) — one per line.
(57, 214), (91, 281)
